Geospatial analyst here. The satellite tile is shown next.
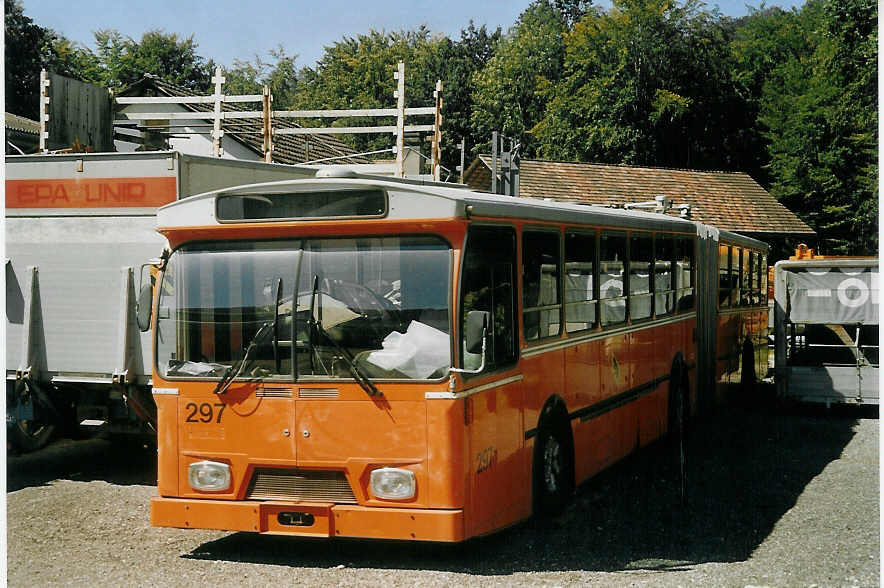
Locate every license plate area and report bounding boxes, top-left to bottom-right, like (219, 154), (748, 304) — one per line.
(260, 502), (332, 535)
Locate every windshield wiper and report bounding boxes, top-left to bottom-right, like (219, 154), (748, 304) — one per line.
(308, 274), (381, 397)
(213, 321), (274, 395)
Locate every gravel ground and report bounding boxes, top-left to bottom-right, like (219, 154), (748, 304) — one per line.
(6, 397), (879, 587)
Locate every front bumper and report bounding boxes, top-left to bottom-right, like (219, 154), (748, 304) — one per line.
(150, 496), (465, 542)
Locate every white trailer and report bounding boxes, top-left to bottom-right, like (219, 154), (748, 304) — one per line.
(773, 258), (879, 406)
(6, 151), (317, 450)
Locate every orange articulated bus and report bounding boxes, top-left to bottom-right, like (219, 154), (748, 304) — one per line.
(147, 169), (769, 541)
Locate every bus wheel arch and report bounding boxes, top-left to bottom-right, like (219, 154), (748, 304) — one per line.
(532, 395), (575, 516)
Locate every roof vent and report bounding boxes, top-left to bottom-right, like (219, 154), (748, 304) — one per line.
(315, 166), (358, 179)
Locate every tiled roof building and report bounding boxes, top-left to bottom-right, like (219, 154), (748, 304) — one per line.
(464, 156), (815, 240)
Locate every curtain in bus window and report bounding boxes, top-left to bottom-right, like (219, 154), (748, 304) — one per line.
(629, 233), (653, 321)
(565, 231), (596, 332)
(760, 254), (769, 302)
(676, 237), (695, 312)
(748, 251), (759, 306)
(740, 248), (752, 306)
(655, 236), (675, 318)
(461, 227), (517, 370)
(523, 231), (561, 341)
(600, 232), (627, 327)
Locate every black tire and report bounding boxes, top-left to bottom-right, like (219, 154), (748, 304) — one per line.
(667, 358), (689, 504)
(532, 416), (574, 517)
(668, 359), (688, 441)
(740, 340), (758, 398)
(7, 380), (56, 453)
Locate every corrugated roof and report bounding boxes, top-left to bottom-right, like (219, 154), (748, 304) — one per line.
(117, 75), (369, 166)
(5, 112), (40, 134)
(464, 157), (815, 236)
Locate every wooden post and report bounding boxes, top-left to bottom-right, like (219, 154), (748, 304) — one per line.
(211, 66), (225, 157)
(262, 85), (273, 163)
(39, 69), (50, 153)
(394, 62), (406, 178)
(432, 80), (443, 182)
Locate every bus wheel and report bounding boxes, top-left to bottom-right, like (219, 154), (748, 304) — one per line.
(740, 340), (757, 398)
(7, 380), (56, 453)
(668, 357), (688, 441)
(533, 413), (574, 516)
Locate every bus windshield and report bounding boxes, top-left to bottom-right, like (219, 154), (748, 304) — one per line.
(156, 236), (452, 382)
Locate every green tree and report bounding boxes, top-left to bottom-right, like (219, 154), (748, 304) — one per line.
(760, 0), (877, 254)
(432, 22), (502, 172)
(471, 1), (568, 157)
(225, 46), (298, 108)
(294, 28), (448, 157)
(4, 0), (69, 117)
(728, 5), (817, 184)
(534, 0), (738, 168)
(90, 29), (215, 91)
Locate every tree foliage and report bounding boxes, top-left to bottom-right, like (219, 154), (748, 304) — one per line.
(225, 47), (298, 108)
(760, 0), (877, 254)
(4, 0), (80, 117)
(533, 0), (740, 168)
(470, 1), (568, 158)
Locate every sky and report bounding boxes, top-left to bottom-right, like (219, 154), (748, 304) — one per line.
(21, 0), (806, 70)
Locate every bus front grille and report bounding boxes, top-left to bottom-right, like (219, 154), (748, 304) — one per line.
(245, 468), (357, 504)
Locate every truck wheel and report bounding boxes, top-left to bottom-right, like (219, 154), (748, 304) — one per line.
(533, 412), (574, 516)
(7, 380), (56, 453)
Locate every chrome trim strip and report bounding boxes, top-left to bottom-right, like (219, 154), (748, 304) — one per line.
(425, 392), (456, 399)
(425, 375), (524, 400)
(152, 387), (179, 395)
(51, 375), (114, 384)
(521, 312), (697, 358)
(458, 374), (523, 399)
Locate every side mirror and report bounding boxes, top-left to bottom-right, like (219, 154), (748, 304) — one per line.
(136, 263), (154, 332)
(136, 283), (153, 332)
(464, 310), (489, 355)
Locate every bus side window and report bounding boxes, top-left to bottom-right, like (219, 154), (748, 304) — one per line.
(564, 231), (597, 333)
(523, 230), (561, 341)
(600, 232), (627, 328)
(676, 236), (695, 312)
(629, 233), (653, 321)
(741, 248), (752, 307)
(654, 235), (675, 318)
(460, 226), (517, 371)
(719, 245), (732, 308)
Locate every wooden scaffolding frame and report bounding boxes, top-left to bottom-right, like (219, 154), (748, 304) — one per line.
(111, 62), (443, 179)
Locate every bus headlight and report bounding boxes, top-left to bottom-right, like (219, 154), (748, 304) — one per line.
(369, 467), (416, 500)
(188, 460), (231, 491)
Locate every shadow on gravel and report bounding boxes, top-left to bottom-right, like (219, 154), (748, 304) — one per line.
(6, 436), (157, 491)
(184, 390), (869, 574)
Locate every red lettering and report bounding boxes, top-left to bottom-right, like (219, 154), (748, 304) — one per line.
(53, 185), (68, 203)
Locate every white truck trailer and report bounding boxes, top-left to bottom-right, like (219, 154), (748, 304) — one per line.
(773, 257), (879, 406)
(6, 151), (316, 450)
